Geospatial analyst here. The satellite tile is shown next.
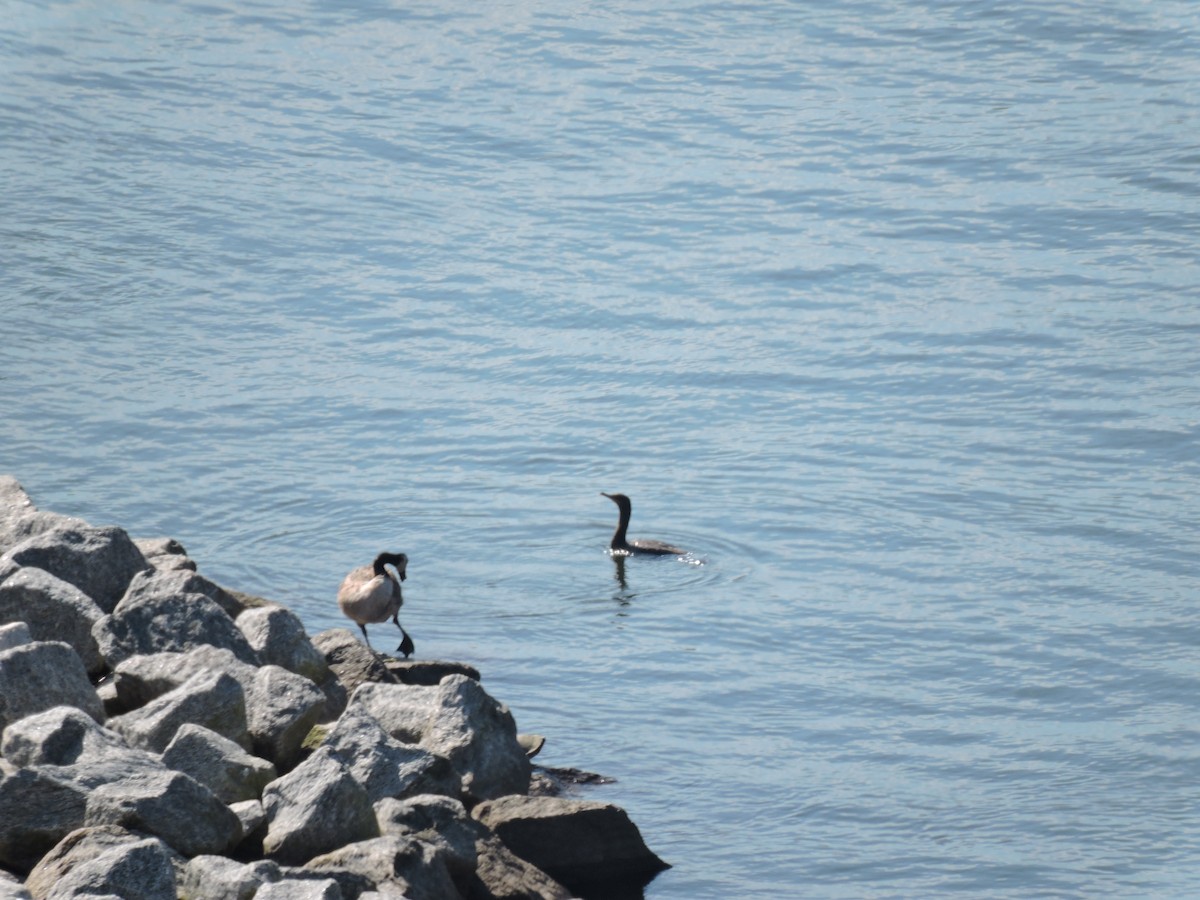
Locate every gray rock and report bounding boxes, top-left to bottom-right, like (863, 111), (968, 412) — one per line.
(261, 747), (379, 865)
(121, 567), (244, 620)
(0, 567), (106, 674)
(0, 477), (88, 558)
(311, 628), (393, 717)
(1, 706), (150, 773)
(471, 835), (574, 900)
(323, 705), (459, 803)
(106, 670), (249, 754)
(236, 605), (329, 684)
(0, 642), (103, 735)
(161, 723), (276, 804)
(110, 648), (323, 770)
(374, 795), (571, 900)
(178, 855), (282, 900)
(0, 868), (32, 900)
(1, 707), (241, 859)
(25, 825), (179, 900)
(472, 795), (670, 896)
(383, 658), (482, 686)
(229, 799), (267, 849)
(0, 621), (31, 652)
(349, 676), (531, 802)
(0, 760), (88, 873)
(244, 663), (326, 771)
(1, 524), (149, 614)
(304, 835), (463, 900)
(93, 586), (259, 670)
(132, 538), (196, 572)
(255, 879), (344, 900)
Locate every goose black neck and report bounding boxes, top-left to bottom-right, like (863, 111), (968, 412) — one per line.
(373, 552), (407, 577)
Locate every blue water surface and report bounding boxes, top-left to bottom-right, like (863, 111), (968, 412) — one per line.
(3, 1), (1200, 896)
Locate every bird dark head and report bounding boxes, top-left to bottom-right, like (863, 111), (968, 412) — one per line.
(601, 492), (631, 509)
(373, 551), (408, 581)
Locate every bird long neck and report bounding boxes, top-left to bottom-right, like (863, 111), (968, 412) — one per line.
(611, 503), (632, 550)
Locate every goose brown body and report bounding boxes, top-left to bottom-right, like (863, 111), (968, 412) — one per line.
(337, 551), (413, 656)
(601, 493), (686, 556)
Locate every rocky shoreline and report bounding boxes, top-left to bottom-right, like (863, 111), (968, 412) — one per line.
(0, 477), (669, 899)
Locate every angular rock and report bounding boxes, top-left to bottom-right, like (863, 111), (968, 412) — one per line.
(473, 795), (669, 896)
(106, 670), (249, 754)
(0, 567), (106, 674)
(161, 723), (276, 804)
(255, 879), (344, 900)
(1, 524), (149, 614)
(0, 477), (88, 558)
(0, 760), (88, 874)
(0, 621), (31, 652)
(0, 642), (103, 735)
(93, 587), (259, 670)
(121, 567), (245, 620)
(245, 664), (326, 771)
(262, 747), (378, 865)
(1, 707), (241, 858)
(322, 705), (459, 803)
(311, 628), (393, 720)
(133, 538), (196, 572)
(0, 869), (32, 900)
(236, 605), (329, 684)
(25, 825), (179, 900)
(375, 794), (571, 900)
(110, 648), (323, 770)
(305, 835), (462, 900)
(178, 855), (282, 900)
(349, 676), (531, 802)
(230, 799), (267, 852)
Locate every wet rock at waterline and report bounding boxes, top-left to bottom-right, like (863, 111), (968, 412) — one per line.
(0, 477), (669, 897)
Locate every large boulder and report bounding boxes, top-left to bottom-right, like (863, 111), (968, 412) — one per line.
(472, 795), (670, 897)
(2, 707), (241, 859)
(348, 676), (531, 802)
(24, 825), (179, 900)
(311, 628), (393, 720)
(375, 795), (572, 900)
(109, 648), (323, 770)
(321, 705), (459, 803)
(161, 724), (276, 804)
(122, 567), (246, 620)
(93, 586), (259, 670)
(261, 747), (378, 865)
(106, 670), (249, 753)
(0, 524), (149, 614)
(237, 605), (329, 684)
(0, 761), (88, 874)
(178, 856), (282, 900)
(0, 567), (107, 674)
(304, 835), (464, 900)
(0, 477), (87, 557)
(0, 641), (103, 735)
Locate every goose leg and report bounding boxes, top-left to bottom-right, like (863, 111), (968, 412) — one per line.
(358, 623), (373, 649)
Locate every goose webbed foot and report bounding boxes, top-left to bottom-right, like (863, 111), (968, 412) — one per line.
(396, 625), (415, 659)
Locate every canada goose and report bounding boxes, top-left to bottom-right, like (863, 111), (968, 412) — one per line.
(337, 551), (414, 657)
(600, 493), (685, 556)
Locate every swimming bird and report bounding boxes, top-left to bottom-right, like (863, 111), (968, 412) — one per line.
(601, 492), (686, 556)
(337, 551), (414, 657)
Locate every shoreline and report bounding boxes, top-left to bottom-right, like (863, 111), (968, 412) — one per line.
(0, 475), (668, 899)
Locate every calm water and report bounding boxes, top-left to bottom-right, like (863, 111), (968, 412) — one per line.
(3, 1), (1200, 896)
